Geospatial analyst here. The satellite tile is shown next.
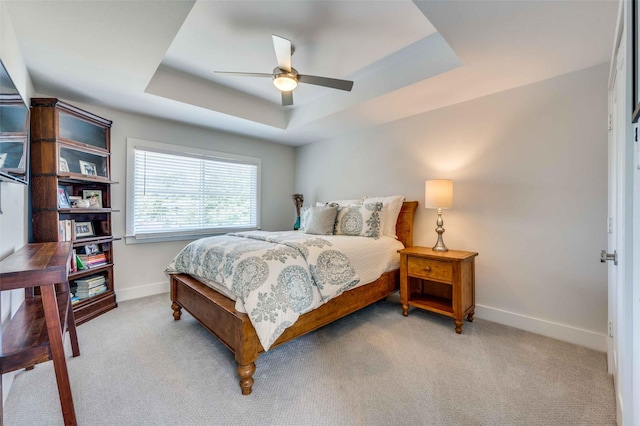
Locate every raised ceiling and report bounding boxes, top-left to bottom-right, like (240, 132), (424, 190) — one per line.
(4, 0), (618, 146)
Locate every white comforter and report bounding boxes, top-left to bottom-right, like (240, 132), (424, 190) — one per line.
(166, 231), (403, 350)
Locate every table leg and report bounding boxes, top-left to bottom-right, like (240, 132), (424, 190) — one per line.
(1, 299), (3, 426)
(40, 285), (77, 426)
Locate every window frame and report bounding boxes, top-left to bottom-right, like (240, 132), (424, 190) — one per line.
(125, 137), (261, 244)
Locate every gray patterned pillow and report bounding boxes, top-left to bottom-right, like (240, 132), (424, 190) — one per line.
(303, 205), (339, 235)
(299, 206), (311, 231)
(334, 202), (383, 238)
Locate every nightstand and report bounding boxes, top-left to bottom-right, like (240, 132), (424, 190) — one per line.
(399, 247), (478, 334)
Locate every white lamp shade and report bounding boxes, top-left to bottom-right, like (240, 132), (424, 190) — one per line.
(425, 179), (453, 209)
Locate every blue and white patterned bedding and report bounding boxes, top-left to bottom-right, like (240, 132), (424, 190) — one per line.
(166, 231), (368, 350)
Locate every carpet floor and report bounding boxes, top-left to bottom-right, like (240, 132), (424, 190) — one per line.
(3, 293), (615, 425)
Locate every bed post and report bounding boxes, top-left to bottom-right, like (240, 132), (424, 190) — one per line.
(170, 276), (182, 320)
(235, 317), (260, 395)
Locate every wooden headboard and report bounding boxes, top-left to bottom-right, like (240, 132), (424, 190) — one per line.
(396, 201), (418, 248)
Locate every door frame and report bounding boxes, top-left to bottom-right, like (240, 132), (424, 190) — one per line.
(608, 1), (638, 424)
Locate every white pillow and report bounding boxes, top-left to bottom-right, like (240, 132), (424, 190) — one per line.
(334, 202), (384, 239)
(316, 199), (363, 207)
(362, 195), (404, 238)
(330, 199), (362, 206)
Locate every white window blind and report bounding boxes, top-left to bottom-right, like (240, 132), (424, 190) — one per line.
(126, 139), (260, 242)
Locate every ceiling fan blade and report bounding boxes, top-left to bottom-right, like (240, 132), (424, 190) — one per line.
(272, 34), (292, 72)
(298, 74), (353, 91)
(214, 71), (272, 78)
(281, 91), (293, 106)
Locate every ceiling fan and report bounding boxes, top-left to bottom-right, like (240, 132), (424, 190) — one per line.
(215, 34), (354, 106)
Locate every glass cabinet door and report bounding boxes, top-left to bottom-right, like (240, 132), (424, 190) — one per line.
(58, 111), (107, 150)
(59, 145), (109, 179)
(0, 136), (26, 172)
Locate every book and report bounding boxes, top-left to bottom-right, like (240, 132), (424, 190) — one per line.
(76, 284), (107, 299)
(76, 252), (107, 268)
(75, 275), (106, 287)
(65, 220), (72, 241)
(75, 255), (87, 270)
(58, 219), (74, 242)
(70, 249), (77, 273)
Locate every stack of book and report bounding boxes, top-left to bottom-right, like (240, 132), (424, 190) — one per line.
(75, 275), (108, 300)
(77, 252), (107, 269)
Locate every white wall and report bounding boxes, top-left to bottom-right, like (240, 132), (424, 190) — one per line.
(296, 63), (609, 351)
(0, 0), (34, 405)
(45, 102), (297, 301)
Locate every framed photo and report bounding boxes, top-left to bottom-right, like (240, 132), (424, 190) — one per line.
(74, 221), (95, 238)
(79, 160), (97, 176)
(80, 243), (100, 255)
(82, 189), (103, 208)
(633, 0), (640, 122)
(57, 186), (71, 209)
(59, 157), (69, 172)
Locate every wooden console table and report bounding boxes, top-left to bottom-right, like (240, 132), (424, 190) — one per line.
(0, 242), (80, 426)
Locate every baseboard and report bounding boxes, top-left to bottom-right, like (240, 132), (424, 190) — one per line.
(475, 304), (607, 352)
(116, 281), (169, 302)
(2, 371), (15, 406)
(616, 376), (623, 425)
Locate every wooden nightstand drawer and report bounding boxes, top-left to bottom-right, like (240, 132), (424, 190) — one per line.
(407, 257), (452, 283)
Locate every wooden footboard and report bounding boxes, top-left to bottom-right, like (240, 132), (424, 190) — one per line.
(170, 200), (418, 395)
(170, 269), (399, 394)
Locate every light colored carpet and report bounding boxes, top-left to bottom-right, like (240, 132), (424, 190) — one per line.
(4, 293), (615, 425)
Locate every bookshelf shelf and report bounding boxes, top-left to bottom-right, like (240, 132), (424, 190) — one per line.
(69, 263), (113, 280)
(30, 98), (117, 325)
(58, 208), (120, 214)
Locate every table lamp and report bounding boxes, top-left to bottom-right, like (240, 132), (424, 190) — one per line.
(425, 179), (453, 252)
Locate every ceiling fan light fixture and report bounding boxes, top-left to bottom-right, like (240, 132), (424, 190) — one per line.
(273, 70), (298, 91)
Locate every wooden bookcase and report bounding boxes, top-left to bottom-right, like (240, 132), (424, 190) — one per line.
(30, 98), (118, 324)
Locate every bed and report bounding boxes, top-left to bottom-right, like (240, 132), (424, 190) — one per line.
(168, 200), (418, 395)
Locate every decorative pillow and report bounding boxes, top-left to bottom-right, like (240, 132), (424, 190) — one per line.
(362, 195), (404, 238)
(329, 199), (362, 206)
(299, 206), (312, 231)
(303, 205), (339, 235)
(316, 199), (362, 207)
(334, 202), (384, 239)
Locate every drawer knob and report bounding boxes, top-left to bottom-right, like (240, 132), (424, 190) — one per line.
(423, 266), (432, 272)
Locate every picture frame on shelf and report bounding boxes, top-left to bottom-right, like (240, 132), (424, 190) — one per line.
(79, 160), (97, 176)
(74, 221), (95, 238)
(68, 195), (82, 207)
(82, 189), (103, 208)
(59, 157), (69, 172)
(57, 185), (71, 209)
(80, 243), (101, 255)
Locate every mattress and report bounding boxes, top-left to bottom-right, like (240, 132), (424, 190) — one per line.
(193, 232), (404, 313)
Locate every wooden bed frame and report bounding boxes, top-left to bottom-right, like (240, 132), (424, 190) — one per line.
(170, 201), (418, 395)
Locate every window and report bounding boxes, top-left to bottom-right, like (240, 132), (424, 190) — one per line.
(126, 138), (260, 243)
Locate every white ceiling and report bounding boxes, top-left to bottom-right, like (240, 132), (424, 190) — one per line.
(4, 0), (618, 146)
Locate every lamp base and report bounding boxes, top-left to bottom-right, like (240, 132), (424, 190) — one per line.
(432, 208), (449, 252)
(432, 237), (449, 252)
